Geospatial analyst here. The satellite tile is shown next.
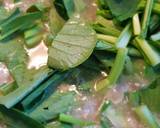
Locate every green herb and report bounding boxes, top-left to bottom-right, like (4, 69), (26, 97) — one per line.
(141, 0), (154, 38)
(48, 15), (96, 70)
(106, 0), (139, 21)
(135, 105), (160, 128)
(95, 48), (128, 91)
(59, 114), (94, 126)
(29, 91), (75, 123)
(0, 11), (42, 40)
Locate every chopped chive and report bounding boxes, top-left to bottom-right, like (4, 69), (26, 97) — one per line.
(135, 37), (160, 68)
(59, 114), (94, 126)
(0, 12), (42, 40)
(115, 23), (132, 48)
(95, 48), (128, 91)
(24, 24), (44, 48)
(0, 82), (17, 96)
(141, 0), (154, 38)
(97, 34), (117, 44)
(149, 15), (160, 33)
(135, 105), (160, 128)
(96, 10), (113, 19)
(150, 32), (160, 41)
(139, 0), (160, 14)
(93, 25), (120, 37)
(132, 13), (141, 36)
(95, 16), (121, 36)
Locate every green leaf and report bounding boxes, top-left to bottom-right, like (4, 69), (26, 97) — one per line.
(106, 0), (140, 21)
(48, 15), (97, 70)
(0, 105), (44, 128)
(29, 91), (75, 123)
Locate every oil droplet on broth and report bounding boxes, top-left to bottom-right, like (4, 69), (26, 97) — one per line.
(26, 41), (48, 69)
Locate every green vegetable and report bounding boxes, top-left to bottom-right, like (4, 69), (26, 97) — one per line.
(63, 0), (75, 17)
(49, 3), (65, 36)
(21, 71), (70, 112)
(0, 105), (44, 128)
(135, 105), (160, 128)
(115, 23), (132, 48)
(59, 114), (94, 126)
(106, 0), (140, 21)
(132, 13), (141, 36)
(150, 31), (160, 41)
(97, 33), (117, 44)
(0, 11), (42, 40)
(48, 15), (97, 70)
(95, 48), (128, 91)
(141, 0), (154, 38)
(135, 37), (160, 70)
(24, 23), (44, 48)
(29, 91), (75, 123)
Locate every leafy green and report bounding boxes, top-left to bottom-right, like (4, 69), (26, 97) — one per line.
(49, 5), (65, 36)
(0, 67), (53, 108)
(24, 23), (44, 48)
(21, 71), (70, 112)
(135, 105), (160, 128)
(46, 121), (72, 128)
(0, 105), (44, 128)
(59, 114), (94, 127)
(48, 15), (97, 70)
(29, 91), (75, 123)
(0, 37), (28, 85)
(63, 0), (75, 18)
(0, 11), (42, 40)
(141, 0), (154, 38)
(106, 0), (140, 21)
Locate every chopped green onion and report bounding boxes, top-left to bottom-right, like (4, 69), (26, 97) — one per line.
(97, 34), (117, 44)
(132, 13), (141, 36)
(141, 0), (154, 38)
(115, 23), (132, 48)
(95, 48), (128, 91)
(135, 37), (160, 68)
(135, 105), (160, 128)
(150, 32), (160, 41)
(59, 114), (94, 126)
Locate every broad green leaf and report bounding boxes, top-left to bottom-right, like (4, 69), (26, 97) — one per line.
(0, 105), (44, 128)
(106, 0), (140, 21)
(48, 15), (97, 70)
(29, 91), (75, 123)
